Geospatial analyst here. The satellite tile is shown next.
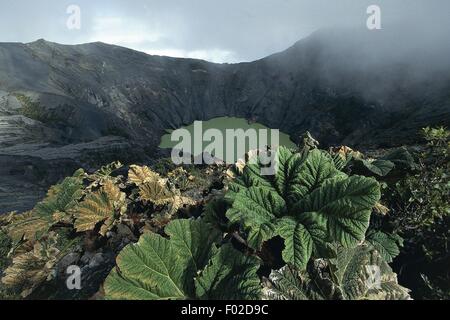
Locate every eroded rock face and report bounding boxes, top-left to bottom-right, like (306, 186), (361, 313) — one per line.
(1, 29), (449, 212)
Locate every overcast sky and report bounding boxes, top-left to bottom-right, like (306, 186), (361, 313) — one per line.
(0, 0), (449, 62)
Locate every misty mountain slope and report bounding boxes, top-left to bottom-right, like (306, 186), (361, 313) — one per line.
(0, 28), (449, 212)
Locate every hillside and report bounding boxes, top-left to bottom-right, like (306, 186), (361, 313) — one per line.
(1, 27), (449, 212)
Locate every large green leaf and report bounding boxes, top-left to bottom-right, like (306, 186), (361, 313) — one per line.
(195, 244), (261, 300)
(366, 230), (403, 263)
(246, 223), (278, 250)
(227, 161), (276, 201)
(34, 169), (85, 218)
(294, 176), (381, 247)
(229, 148), (346, 206)
(276, 217), (313, 270)
(273, 147), (305, 201)
(381, 147), (417, 171)
(289, 149), (347, 203)
(165, 219), (221, 281)
(104, 219), (261, 300)
(354, 159), (395, 177)
(104, 219), (220, 300)
(226, 147), (381, 269)
(104, 231), (189, 300)
(227, 187), (285, 225)
(227, 186), (285, 249)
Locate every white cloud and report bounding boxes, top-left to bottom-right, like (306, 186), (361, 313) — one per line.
(89, 16), (163, 46)
(1, 0), (448, 63)
(187, 49), (237, 63)
(144, 48), (237, 63)
(89, 15), (237, 63)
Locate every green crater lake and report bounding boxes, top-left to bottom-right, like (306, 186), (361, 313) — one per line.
(159, 117), (296, 163)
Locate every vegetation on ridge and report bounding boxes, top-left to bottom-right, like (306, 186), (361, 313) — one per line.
(0, 127), (448, 300)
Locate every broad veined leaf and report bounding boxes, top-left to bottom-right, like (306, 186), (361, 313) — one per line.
(164, 219), (221, 281)
(226, 147), (381, 267)
(289, 149), (347, 204)
(139, 180), (196, 215)
(329, 146), (360, 171)
(229, 148), (346, 207)
(227, 162), (276, 200)
(227, 187), (285, 226)
(74, 180), (126, 235)
(240, 162), (275, 190)
(276, 217), (313, 270)
(294, 176), (381, 247)
(226, 186), (285, 249)
(35, 169), (85, 218)
(89, 161), (122, 181)
(263, 265), (334, 300)
(102, 179), (127, 205)
(366, 230), (403, 263)
(128, 165), (161, 186)
(74, 192), (114, 235)
(195, 244), (262, 300)
(329, 244), (411, 300)
(6, 211), (49, 242)
(331, 153), (348, 171)
(381, 147), (417, 171)
(6, 171), (85, 242)
(265, 244), (411, 300)
(1, 233), (60, 298)
(330, 152), (352, 171)
(105, 231), (189, 300)
(274, 146), (306, 202)
(106, 218), (220, 300)
(275, 213), (328, 269)
(226, 148), (281, 201)
(355, 159), (395, 177)
(247, 223), (278, 250)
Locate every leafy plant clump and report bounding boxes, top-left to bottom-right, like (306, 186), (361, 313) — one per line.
(264, 244), (411, 300)
(226, 147), (381, 269)
(5, 130), (444, 300)
(104, 219), (261, 300)
(383, 127), (449, 299)
(0, 161), (221, 299)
